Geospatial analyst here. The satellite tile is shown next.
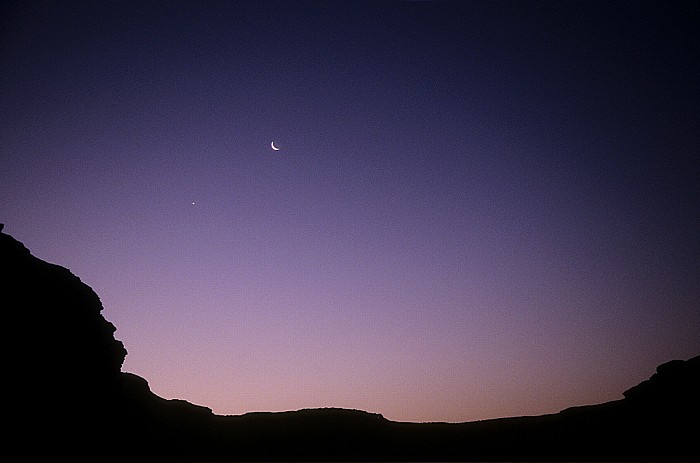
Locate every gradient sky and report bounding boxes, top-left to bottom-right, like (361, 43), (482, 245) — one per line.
(1, 0), (698, 423)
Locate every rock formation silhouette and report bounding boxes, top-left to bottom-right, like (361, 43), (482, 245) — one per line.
(1, 223), (697, 461)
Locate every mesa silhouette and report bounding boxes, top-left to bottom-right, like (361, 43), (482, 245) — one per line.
(2, 223), (697, 461)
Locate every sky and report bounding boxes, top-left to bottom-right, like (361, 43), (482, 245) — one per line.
(1, 0), (698, 423)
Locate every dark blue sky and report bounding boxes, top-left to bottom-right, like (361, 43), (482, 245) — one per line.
(2, 0), (698, 422)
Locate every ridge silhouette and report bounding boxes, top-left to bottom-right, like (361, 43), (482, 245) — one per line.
(1, 223), (698, 461)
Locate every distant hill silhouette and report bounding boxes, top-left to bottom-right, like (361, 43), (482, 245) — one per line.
(1, 223), (698, 461)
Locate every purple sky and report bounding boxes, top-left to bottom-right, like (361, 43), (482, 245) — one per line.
(2, 0), (699, 422)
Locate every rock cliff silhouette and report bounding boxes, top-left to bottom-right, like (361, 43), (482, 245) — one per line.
(1, 223), (698, 461)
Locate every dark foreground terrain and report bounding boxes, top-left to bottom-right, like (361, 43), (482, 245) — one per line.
(2, 224), (698, 461)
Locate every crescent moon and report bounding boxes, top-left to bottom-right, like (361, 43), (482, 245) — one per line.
(271, 141), (280, 151)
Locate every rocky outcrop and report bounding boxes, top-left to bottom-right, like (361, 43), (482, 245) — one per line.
(624, 357), (700, 405)
(1, 226), (214, 460)
(1, 223), (697, 461)
(2, 227), (126, 385)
